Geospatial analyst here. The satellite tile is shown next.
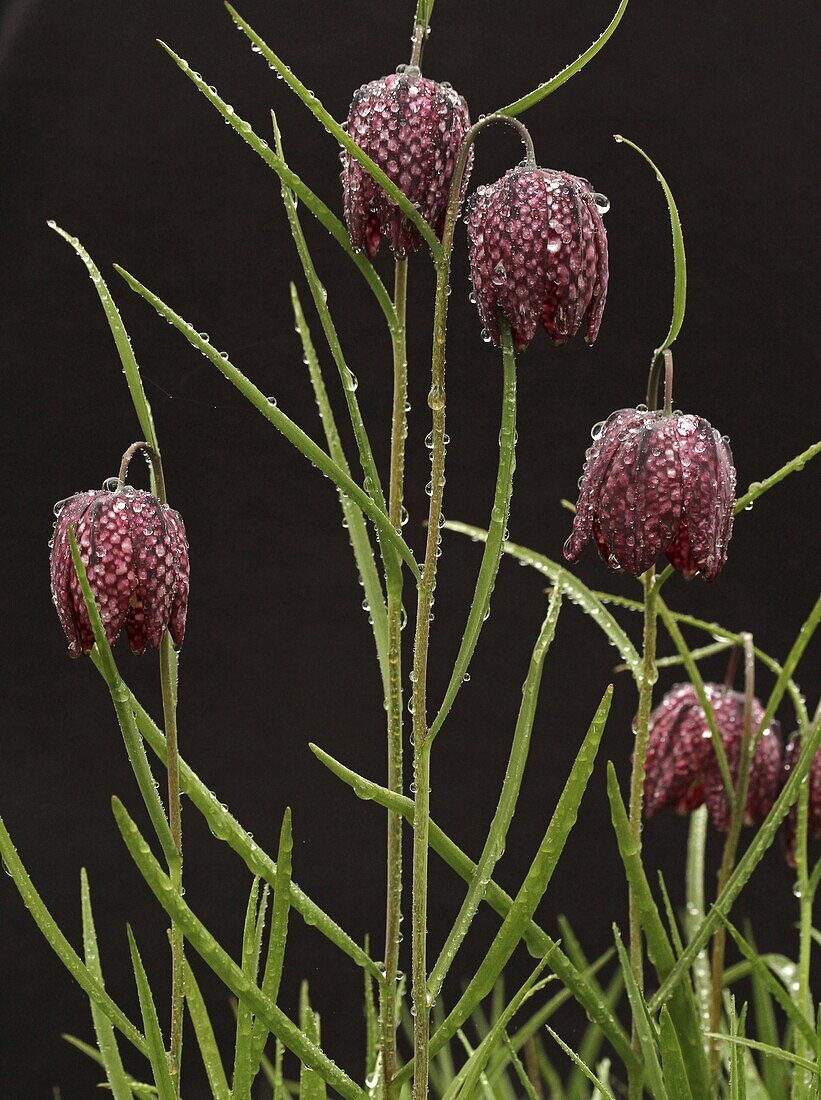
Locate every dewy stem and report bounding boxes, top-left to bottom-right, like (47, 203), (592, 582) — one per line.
(119, 441), (184, 1085)
(794, 727), (814, 1083)
(409, 113), (535, 1100)
(381, 258), (408, 1097)
(709, 633), (755, 1081)
(627, 566), (658, 1100)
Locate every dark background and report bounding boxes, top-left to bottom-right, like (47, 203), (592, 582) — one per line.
(1, 0), (818, 1094)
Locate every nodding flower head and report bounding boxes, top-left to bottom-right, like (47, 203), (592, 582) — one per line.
(466, 166), (609, 351)
(563, 407), (736, 579)
(341, 68), (472, 259)
(643, 683), (782, 832)
(50, 483), (189, 657)
(780, 736), (821, 867)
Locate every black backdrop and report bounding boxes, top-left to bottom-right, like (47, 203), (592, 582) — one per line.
(1, 0), (818, 1094)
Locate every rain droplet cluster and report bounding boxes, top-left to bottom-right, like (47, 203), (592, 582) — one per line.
(465, 166), (609, 351)
(50, 486), (189, 657)
(643, 683), (782, 831)
(564, 407), (736, 580)
(341, 70), (472, 258)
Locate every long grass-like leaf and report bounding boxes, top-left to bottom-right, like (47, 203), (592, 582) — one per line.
(62, 1035), (157, 1098)
(298, 983), (327, 1100)
(498, 1), (629, 117)
(155, 41), (397, 327)
(290, 284), (388, 686)
(308, 742), (637, 1072)
(658, 1006), (694, 1100)
(443, 522), (642, 680)
(107, 676), (379, 979)
(613, 928), (667, 1099)
(112, 799), (364, 1099)
(231, 877), (264, 1099)
(747, 931), (784, 1100)
(734, 440), (820, 513)
(543, 1026), (616, 1100)
(80, 872), (133, 1100)
(429, 587), (562, 997)
(0, 816), (146, 1056)
(401, 687), (612, 1079)
(429, 330), (518, 742)
(222, 8), (441, 258)
(756, 593), (820, 742)
(706, 1033), (819, 1076)
(115, 266), (420, 583)
(183, 961), (231, 1099)
(565, 968), (624, 1100)
(126, 928), (176, 1100)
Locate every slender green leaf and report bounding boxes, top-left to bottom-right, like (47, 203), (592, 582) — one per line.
(503, 1035), (539, 1100)
(308, 742), (637, 1072)
(403, 686), (612, 1078)
(658, 1007), (694, 1100)
(706, 1034), (819, 1076)
(222, 8), (441, 257)
(543, 1026), (616, 1100)
(429, 587), (562, 997)
(756, 593), (820, 743)
(231, 877), (263, 1099)
(0, 816), (146, 1056)
(154, 41), (397, 327)
(126, 927), (176, 1100)
(115, 266), (420, 582)
(684, 807), (712, 1037)
(566, 969), (624, 1100)
(442, 522), (642, 679)
(112, 799), (363, 1099)
(735, 440), (821, 514)
(656, 870), (684, 958)
(606, 764), (711, 1097)
(498, 1), (629, 117)
(80, 872), (133, 1100)
(183, 961), (230, 1100)
(249, 808), (293, 1078)
(614, 136), (685, 353)
(107, 677), (379, 981)
(363, 935), (378, 1083)
(613, 928), (667, 1099)
(298, 983), (327, 1100)
(61, 1035), (156, 1098)
(747, 936), (784, 1100)
(430, 329), (518, 742)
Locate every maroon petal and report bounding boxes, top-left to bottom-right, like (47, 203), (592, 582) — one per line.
(165, 507), (190, 648)
(51, 491), (96, 655)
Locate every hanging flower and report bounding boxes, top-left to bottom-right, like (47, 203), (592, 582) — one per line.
(563, 407), (736, 579)
(780, 736), (821, 867)
(341, 68), (472, 258)
(643, 683), (782, 831)
(465, 165), (609, 351)
(50, 484), (189, 657)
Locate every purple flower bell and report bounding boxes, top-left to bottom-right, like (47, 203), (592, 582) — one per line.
(564, 407), (736, 579)
(341, 68), (472, 258)
(51, 483), (189, 657)
(466, 166), (609, 351)
(643, 683), (782, 832)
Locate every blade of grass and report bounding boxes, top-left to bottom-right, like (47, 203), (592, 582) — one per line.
(126, 928), (176, 1100)
(115, 266), (420, 583)
(747, 940), (784, 1100)
(62, 1035), (156, 1098)
(398, 686), (613, 1080)
(658, 1006), (694, 1100)
(706, 1034), (819, 1076)
(565, 968), (624, 1100)
(442, 522), (642, 680)
(154, 41), (397, 327)
(80, 871), (133, 1100)
(0, 815), (146, 1056)
(684, 806), (712, 1039)
(429, 334), (518, 742)
(113, 799), (364, 1099)
(105, 678), (380, 982)
(298, 983), (327, 1100)
(231, 877), (264, 1099)
(308, 742), (637, 1072)
(221, 9), (441, 258)
(363, 935), (379, 1084)
(734, 440), (820, 513)
(183, 961), (230, 1100)
(613, 927), (667, 1099)
(497, 1), (629, 117)
(429, 588), (563, 998)
(755, 593), (820, 744)
(543, 1026), (616, 1100)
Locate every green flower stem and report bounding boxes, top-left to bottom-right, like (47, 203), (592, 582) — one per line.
(626, 567), (658, 1100)
(381, 257), (408, 1097)
(427, 584), (562, 1001)
(114, 265), (420, 583)
(734, 439), (820, 514)
(794, 749), (814, 1083)
(428, 329), (518, 745)
(708, 634), (755, 1079)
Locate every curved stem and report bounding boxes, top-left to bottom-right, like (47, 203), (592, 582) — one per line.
(381, 259), (408, 1097)
(409, 112), (534, 1100)
(626, 567), (658, 1100)
(709, 633), (755, 1081)
(118, 441), (166, 503)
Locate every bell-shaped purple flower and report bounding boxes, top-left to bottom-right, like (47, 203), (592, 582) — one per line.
(341, 68), (472, 258)
(465, 166), (609, 351)
(563, 407), (736, 579)
(643, 683), (782, 831)
(780, 736), (821, 867)
(50, 484), (189, 657)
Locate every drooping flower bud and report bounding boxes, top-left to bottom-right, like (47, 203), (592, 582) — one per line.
(341, 68), (472, 258)
(465, 166), (609, 351)
(780, 736), (821, 867)
(563, 407), (736, 579)
(50, 484), (189, 657)
(643, 683), (782, 831)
